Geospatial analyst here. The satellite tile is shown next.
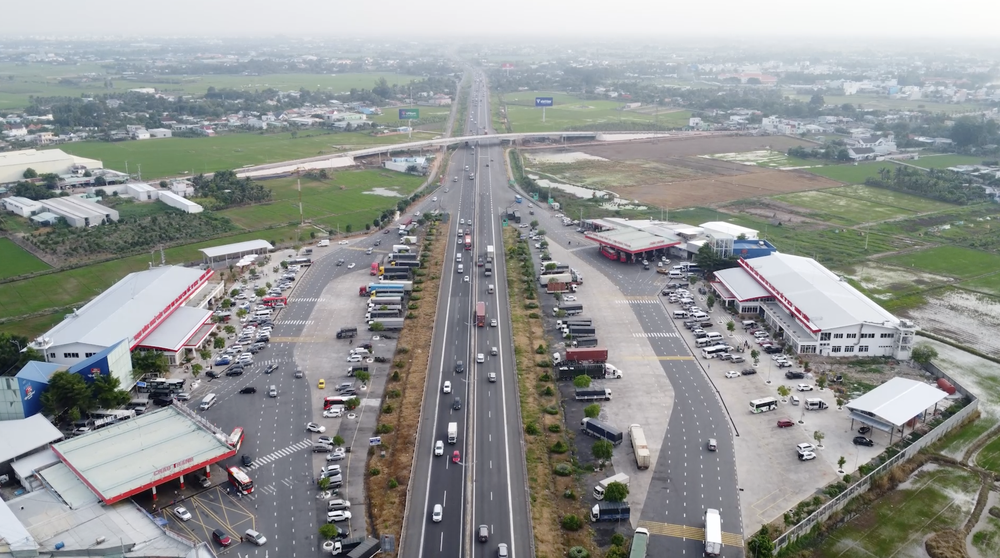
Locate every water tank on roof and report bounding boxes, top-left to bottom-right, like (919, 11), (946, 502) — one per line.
(936, 378), (956, 395)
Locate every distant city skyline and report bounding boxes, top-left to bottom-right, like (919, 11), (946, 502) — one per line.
(1, 0), (994, 39)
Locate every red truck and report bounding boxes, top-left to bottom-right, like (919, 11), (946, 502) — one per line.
(476, 301), (486, 327)
(566, 347), (608, 364)
(370, 262), (379, 276)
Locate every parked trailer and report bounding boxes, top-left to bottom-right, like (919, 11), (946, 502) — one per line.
(346, 538), (381, 558)
(705, 509), (723, 556)
(377, 280), (413, 291)
(565, 348), (609, 363)
(368, 296), (402, 306)
(590, 501), (630, 522)
(575, 388), (612, 401)
(629, 424), (651, 470)
(572, 336), (600, 348)
(581, 417), (623, 445)
(539, 272), (573, 287)
(367, 304), (402, 312)
(629, 528), (650, 558)
(556, 363), (608, 381)
(336, 327), (358, 339)
(546, 281), (571, 293)
(366, 310), (401, 320)
(552, 303), (584, 316)
(594, 473), (630, 500)
(556, 319), (592, 329)
(392, 260), (421, 268)
(381, 266), (412, 276)
(390, 253), (419, 262)
(381, 272), (410, 281)
(564, 326), (597, 337)
(369, 318), (405, 331)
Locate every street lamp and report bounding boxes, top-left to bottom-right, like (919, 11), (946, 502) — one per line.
(10, 339), (22, 352)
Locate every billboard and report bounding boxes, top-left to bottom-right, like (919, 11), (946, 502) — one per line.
(535, 97), (554, 107)
(501, 63), (514, 70)
(398, 108), (420, 120)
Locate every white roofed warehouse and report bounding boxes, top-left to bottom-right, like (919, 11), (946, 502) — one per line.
(712, 253), (916, 359)
(0, 148), (103, 184)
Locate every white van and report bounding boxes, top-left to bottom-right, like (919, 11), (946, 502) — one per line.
(673, 310), (689, 319)
(318, 239), (330, 247)
(255, 308), (272, 318)
(488, 284), (495, 294)
(669, 270), (684, 278)
(456, 253), (462, 262)
(742, 320), (756, 329)
(706, 332), (724, 342)
(199, 393), (217, 410)
(457, 264), (464, 274)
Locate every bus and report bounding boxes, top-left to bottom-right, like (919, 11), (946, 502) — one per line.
(289, 257), (312, 267)
(515, 194), (523, 203)
(261, 296), (287, 308)
(227, 427), (245, 450)
(701, 345), (730, 359)
(227, 466), (254, 494)
(749, 397), (778, 414)
(464, 235), (472, 251)
(476, 302), (486, 327)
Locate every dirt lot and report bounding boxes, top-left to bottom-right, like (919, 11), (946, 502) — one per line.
(579, 134), (815, 162)
(613, 168), (841, 208)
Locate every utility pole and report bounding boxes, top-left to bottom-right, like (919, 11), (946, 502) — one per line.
(297, 179), (304, 225)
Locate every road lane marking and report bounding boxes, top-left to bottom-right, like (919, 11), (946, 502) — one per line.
(622, 355), (695, 361)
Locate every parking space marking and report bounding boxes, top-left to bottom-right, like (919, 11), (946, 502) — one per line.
(638, 520), (744, 548)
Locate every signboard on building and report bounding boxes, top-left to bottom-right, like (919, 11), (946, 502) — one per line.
(535, 97), (554, 107)
(398, 108), (419, 120)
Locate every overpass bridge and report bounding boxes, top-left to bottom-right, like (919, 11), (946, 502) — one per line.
(234, 130), (730, 179)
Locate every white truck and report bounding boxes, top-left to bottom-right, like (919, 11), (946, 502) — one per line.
(486, 245), (494, 263)
(593, 472), (630, 500)
(447, 422), (458, 444)
(629, 424), (651, 470)
(705, 508), (722, 556)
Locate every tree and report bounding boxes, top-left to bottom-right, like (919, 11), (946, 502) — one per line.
(355, 371), (371, 384)
(23, 167), (38, 179)
(750, 349), (760, 365)
(213, 337), (226, 350)
(813, 430), (825, 447)
(223, 325), (236, 336)
(94, 188), (107, 197)
(777, 385), (790, 399)
(254, 287), (267, 298)
(131, 350), (168, 377)
(0, 333), (43, 375)
(191, 364), (203, 378)
(706, 294), (716, 310)
(584, 403), (601, 418)
(198, 348), (212, 361)
(809, 94), (825, 107)
(603, 481), (629, 502)
(746, 527), (774, 558)
(727, 320), (735, 334)
(318, 523), (339, 540)
(911, 344), (938, 365)
(318, 476), (330, 491)
(573, 375), (592, 388)
(90, 373), (131, 409)
(530, 220), (539, 228)
(592, 439), (613, 460)
(40, 371), (92, 422)
(838, 455), (847, 472)
(816, 375), (827, 390)
(94, 175), (107, 186)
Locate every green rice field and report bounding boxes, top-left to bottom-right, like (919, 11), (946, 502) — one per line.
(499, 90), (690, 133)
(0, 238), (50, 279)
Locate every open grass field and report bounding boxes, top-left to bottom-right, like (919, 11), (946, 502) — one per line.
(805, 162), (898, 184)
(822, 184), (955, 213)
(57, 130), (421, 179)
(882, 246), (1000, 278)
(787, 92), (976, 113)
(815, 464), (980, 558)
(219, 170), (425, 232)
(0, 67), (424, 110)
(500, 90), (690, 133)
(772, 186), (954, 226)
(0, 238), (50, 279)
(910, 154), (993, 170)
(0, 225), (302, 322)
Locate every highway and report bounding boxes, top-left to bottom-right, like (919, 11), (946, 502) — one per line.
(405, 74), (531, 558)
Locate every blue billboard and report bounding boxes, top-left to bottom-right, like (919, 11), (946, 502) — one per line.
(535, 97), (554, 107)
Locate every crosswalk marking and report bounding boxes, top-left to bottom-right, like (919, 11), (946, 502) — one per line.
(637, 520), (744, 547)
(616, 298), (661, 304)
(274, 320), (315, 325)
(289, 297), (327, 303)
(244, 439), (313, 470)
(633, 332), (680, 338)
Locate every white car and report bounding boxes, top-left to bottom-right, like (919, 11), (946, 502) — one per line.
(323, 408), (343, 418)
(796, 442), (816, 454)
(490, 319), (498, 327)
(347, 263), (356, 269)
(725, 371), (740, 378)
(432, 197), (438, 202)
(519, 224), (528, 228)
(237, 353), (253, 365)
(320, 465), (341, 477)
(464, 276), (470, 283)
(477, 353), (485, 363)
(327, 510), (352, 523)
(799, 451), (817, 461)
(173, 506), (192, 521)
(563, 295), (576, 301)
(443, 381), (452, 394)
(796, 384), (814, 392)
(434, 440), (444, 456)
(338, 240), (349, 245)
(346, 354), (363, 363)
(431, 504), (443, 522)
(326, 447), (346, 461)
(306, 422), (326, 433)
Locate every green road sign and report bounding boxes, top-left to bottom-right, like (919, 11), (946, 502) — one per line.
(398, 108), (419, 119)
(502, 219), (508, 227)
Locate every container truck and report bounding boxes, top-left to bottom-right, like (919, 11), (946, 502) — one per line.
(590, 501), (630, 522)
(359, 284), (406, 296)
(575, 388), (612, 401)
(464, 235), (472, 251)
(377, 280), (413, 291)
(629, 424), (651, 470)
(704, 509), (722, 556)
(331, 536), (367, 555)
(593, 473), (630, 500)
(369, 318), (405, 331)
(556, 319), (592, 329)
(629, 528), (649, 558)
(476, 302), (486, 327)
(381, 271), (410, 281)
(346, 538), (381, 558)
(366, 310), (400, 321)
(566, 348), (609, 363)
(368, 296), (402, 306)
(401, 235), (418, 245)
(513, 210), (521, 223)
(367, 303), (402, 312)
(571, 336), (599, 348)
(447, 422), (458, 443)
(546, 281), (571, 294)
(486, 245), (495, 262)
(539, 272), (573, 287)
(390, 253), (419, 262)
(556, 363), (622, 381)
(552, 303), (584, 316)
(336, 327), (358, 339)
(581, 417), (623, 445)
(564, 326), (597, 338)
(381, 265), (411, 276)
(392, 244), (411, 253)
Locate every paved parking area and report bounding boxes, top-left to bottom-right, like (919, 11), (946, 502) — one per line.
(663, 290), (886, 532)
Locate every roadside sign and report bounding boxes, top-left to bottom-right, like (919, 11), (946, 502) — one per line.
(369, 436), (382, 446)
(136, 381), (146, 388)
(535, 97), (553, 107)
(398, 108), (419, 119)
(502, 219), (508, 227)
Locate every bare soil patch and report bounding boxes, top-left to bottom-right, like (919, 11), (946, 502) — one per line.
(905, 290), (1000, 354)
(725, 199), (835, 230)
(612, 168), (840, 208)
(578, 134), (815, 162)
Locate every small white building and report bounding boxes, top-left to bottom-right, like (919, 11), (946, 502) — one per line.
(159, 191), (203, 213)
(1, 196), (43, 217)
(37, 197), (119, 228)
(147, 128), (172, 138)
(124, 182), (159, 201)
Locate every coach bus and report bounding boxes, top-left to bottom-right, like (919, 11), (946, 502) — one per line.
(228, 467), (254, 494)
(227, 427), (245, 450)
(261, 296), (287, 308)
(701, 345), (730, 359)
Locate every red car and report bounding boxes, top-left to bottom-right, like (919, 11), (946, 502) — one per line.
(212, 529), (233, 547)
(452, 450), (461, 463)
(776, 417), (795, 428)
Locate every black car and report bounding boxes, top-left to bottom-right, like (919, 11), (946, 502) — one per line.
(374, 239), (381, 246)
(858, 425), (872, 435)
(225, 365), (245, 376)
(453, 397), (462, 410)
(741, 368), (757, 376)
(853, 436), (875, 447)
(763, 345), (783, 354)
(785, 371), (805, 380)
(455, 361), (464, 373)
(239, 386), (257, 394)
(340, 389), (358, 397)
(264, 364), (278, 375)
(207, 370), (221, 379)
(152, 396), (174, 406)
(241, 454), (253, 466)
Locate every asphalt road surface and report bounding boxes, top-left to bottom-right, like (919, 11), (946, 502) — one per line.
(404, 74), (532, 558)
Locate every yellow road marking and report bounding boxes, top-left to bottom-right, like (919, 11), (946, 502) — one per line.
(637, 520), (744, 547)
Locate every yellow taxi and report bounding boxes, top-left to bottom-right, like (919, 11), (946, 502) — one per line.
(318, 379), (326, 389)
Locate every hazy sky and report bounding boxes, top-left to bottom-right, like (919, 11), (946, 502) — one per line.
(4, 0), (993, 39)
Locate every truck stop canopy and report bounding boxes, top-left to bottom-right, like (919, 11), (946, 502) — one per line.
(198, 239), (273, 263)
(846, 377), (949, 434)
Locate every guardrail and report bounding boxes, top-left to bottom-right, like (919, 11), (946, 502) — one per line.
(772, 362), (978, 553)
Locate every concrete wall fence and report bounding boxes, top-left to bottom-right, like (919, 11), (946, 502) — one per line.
(772, 362), (979, 553)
